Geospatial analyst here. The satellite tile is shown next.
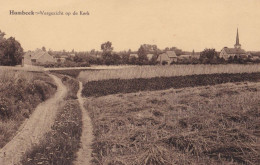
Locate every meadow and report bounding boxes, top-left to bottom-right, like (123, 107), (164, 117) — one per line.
(0, 69), (57, 148)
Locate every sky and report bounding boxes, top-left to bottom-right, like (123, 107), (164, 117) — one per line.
(0, 0), (260, 52)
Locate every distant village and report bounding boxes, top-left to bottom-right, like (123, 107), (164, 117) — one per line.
(21, 28), (260, 67)
(1, 28), (260, 67)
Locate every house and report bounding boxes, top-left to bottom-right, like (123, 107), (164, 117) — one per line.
(147, 54), (154, 60)
(129, 54), (138, 59)
(220, 47), (247, 60)
(157, 51), (177, 64)
(219, 28), (248, 60)
(248, 52), (260, 61)
(22, 49), (55, 66)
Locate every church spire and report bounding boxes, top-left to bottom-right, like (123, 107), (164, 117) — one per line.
(236, 28), (239, 45)
(234, 28), (241, 49)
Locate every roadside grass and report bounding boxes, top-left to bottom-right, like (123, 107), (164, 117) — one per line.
(0, 70), (57, 148)
(78, 64), (260, 82)
(21, 74), (82, 165)
(82, 72), (260, 97)
(85, 82), (260, 164)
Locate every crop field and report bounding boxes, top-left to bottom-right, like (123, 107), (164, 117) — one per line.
(79, 64), (260, 82)
(82, 72), (260, 97)
(85, 81), (260, 164)
(78, 65), (260, 164)
(0, 69), (56, 148)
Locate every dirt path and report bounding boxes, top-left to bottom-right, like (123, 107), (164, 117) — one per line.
(0, 74), (67, 165)
(74, 81), (94, 165)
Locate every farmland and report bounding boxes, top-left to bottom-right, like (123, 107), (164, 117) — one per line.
(78, 64), (260, 82)
(0, 64), (259, 165)
(78, 64), (260, 164)
(85, 81), (260, 164)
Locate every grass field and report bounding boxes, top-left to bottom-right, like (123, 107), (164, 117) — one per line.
(0, 69), (57, 148)
(79, 64), (260, 82)
(85, 81), (260, 164)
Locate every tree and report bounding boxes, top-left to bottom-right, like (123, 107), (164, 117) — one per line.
(42, 46), (46, 52)
(101, 41), (113, 53)
(121, 54), (130, 64)
(149, 55), (158, 65)
(129, 56), (137, 65)
(137, 45), (148, 65)
(199, 48), (218, 64)
(164, 47), (183, 56)
(101, 41), (115, 65)
(0, 37), (23, 66)
(111, 54), (121, 65)
(170, 47), (183, 56)
(0, 30), (6, 41)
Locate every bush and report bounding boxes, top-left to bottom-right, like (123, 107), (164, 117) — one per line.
(162, 61), (168, 65)
(0, 72), (56, 119)
(0, 97), (12, 119)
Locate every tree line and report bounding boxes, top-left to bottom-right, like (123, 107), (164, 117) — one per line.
(0, 31), (259, 66)
(0, 30), (23, 66)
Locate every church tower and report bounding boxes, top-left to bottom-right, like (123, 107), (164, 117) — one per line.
(234, 28), (241, 49)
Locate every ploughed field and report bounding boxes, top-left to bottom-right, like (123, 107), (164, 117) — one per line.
(79, 65), (260, 164)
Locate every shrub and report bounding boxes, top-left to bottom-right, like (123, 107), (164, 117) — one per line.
(0, 97), (12, 119)
(162, 61), (168, 65)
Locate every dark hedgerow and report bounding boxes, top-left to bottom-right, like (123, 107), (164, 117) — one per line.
(82, 72), (260, 97)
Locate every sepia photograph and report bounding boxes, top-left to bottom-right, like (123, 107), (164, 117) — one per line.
(0, 0), (259, 164)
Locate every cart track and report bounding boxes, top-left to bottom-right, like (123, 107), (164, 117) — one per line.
(74, 81), (93, 165)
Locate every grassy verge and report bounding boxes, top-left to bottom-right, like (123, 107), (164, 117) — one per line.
(82, 72), (260, 97)
(21, 75), (82, 165)
(0, 70), (57, 148)
(85, 81), (260, 164)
